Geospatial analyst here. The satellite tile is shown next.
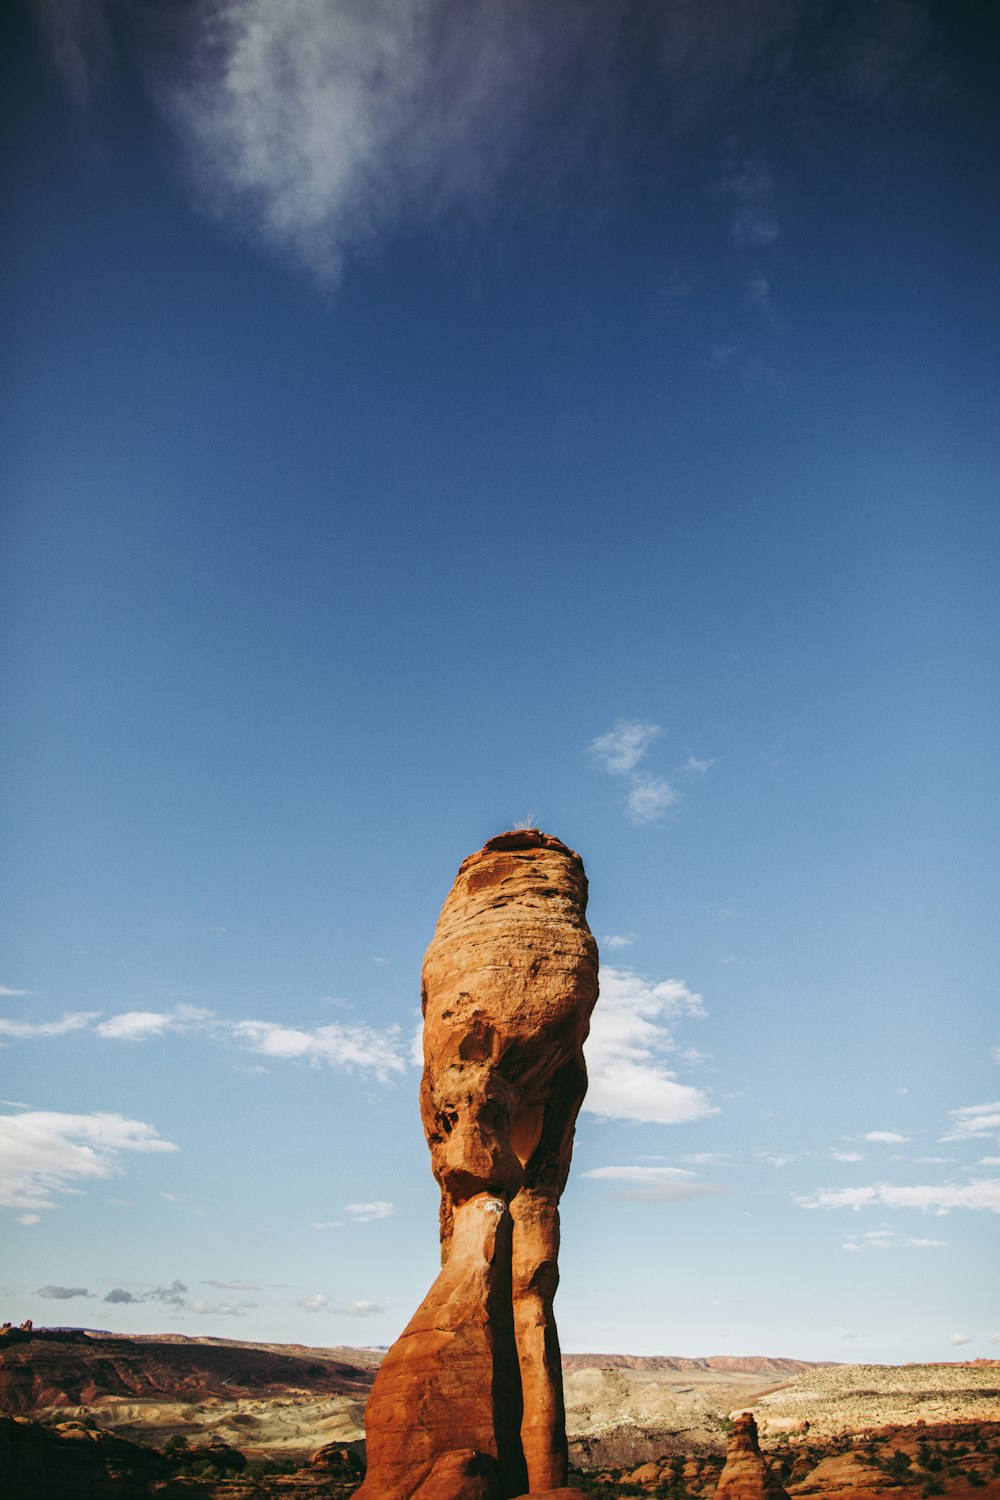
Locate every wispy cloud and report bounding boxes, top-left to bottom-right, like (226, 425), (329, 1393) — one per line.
(0, 986), (32, 997)
(102, 1278), (255, 1316)
(588, 720), (682, 826)
(0, 1110), (177, 1214)
(799, 1180), (1000, 1214)
(95, 1004), (211, 1041)
(589, 721), (662, 776)
(601, 934), (636, 951)
(36, 1284), (93, 1299)
(721, 157), (779, 248)
(34, 1), (943, 290)
(582, 965), (714, 1126)
(625, 776), (678, 825)
(231, 1019), (405, 1082)
(941, 1101), (1000, 1141)
(345, 1200), (395, 1222)
(830, 1149), (866, 1162)
(841, 1230), (947, 1253)
(3, 999), (409, 1087)
(0, 1013), (98, 1041)
(582, 1164), (726, 1205)
(683, 757), (715, 775)
(202, 1279), (260, 1291)
(860, 1130), (909, 1143)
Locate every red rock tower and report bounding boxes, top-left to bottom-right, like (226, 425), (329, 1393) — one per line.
(355, 830), (599, 1500)
(715, 1412), (791, 1500)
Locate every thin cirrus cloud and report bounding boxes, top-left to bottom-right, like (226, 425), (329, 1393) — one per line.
(581, 965), (715, 1126)
(798, 1181), (1000, 1214)
(841, 1231), (947, 1253)
(582, 1164), (727, 1205)
(0, 1012), (98, 1040)
(0, 1110), (177, 1215)
(33, 1), (943, 288)
(941, 1101), (1000, 1141)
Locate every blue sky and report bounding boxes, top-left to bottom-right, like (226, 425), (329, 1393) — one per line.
(1, 0), (998, 1364)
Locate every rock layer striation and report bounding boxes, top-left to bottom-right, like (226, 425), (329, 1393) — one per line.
(715, 1412), (790, 1500)
(356, 831), (599, 1500)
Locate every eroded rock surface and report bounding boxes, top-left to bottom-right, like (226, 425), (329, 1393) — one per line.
(357, 830), (599, 1500)
(716, 1412), (791, 1500)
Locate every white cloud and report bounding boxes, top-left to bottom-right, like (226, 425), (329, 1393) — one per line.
(313, 1220), (343, 1230)
(340, 1299), (384, 1317)
(231, 1020), (405, 1082)
(799, 1179), (1000, 1215)
(949, 1332), (972, 1346)
(861, 1131), (909, 1143)
(841, 1230), (947, 1253)
(683, 757), (714, 775)
(345, 1200), (395, 1222)
(301, 1293), (330, 1311)
(583, 1165), (695, 1184)
(0, 1012), (98, 1041)
(0, 986), (32, 997)
(978, 1156), (1000, 1167)
(942, 1101), (1000, 1141)
(582, 1167), (725, 1205)
(94, 1005), (216, 1041)
(0, 1110), (178, 1213)
(625, 775), (678, 825)
(188, 1298), (257, 1316)
(589, 721), (661, 776)
(582, 966), (714, 1126)
(758, 1152), (794, 1168)
(17, 1213), (40, 1225)
(830, 1149), (866, 1162)
(601, 935), (636, 951)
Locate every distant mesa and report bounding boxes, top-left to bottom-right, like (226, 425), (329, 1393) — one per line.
(355, 829), (599, 1500)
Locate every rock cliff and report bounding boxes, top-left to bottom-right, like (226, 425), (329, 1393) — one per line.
(715, 1411), (790, 1500)
(356, 830), (599, 1500)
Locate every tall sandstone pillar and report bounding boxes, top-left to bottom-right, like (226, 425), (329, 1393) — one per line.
(355, 830), (599, 1500)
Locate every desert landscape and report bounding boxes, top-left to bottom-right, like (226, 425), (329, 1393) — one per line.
(2, 1323), (999, 1497)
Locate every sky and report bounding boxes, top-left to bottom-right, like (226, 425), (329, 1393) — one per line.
(1, 0), (998, 1367)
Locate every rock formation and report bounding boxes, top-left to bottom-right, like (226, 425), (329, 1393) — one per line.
(356, 830), (599, 1500)
(715, 1412), (790, 1500)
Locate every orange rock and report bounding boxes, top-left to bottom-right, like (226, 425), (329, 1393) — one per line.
(410, 1448), (501, 1499)
(356, 831), (599, 1500)
(715, 1412), (790, 1500)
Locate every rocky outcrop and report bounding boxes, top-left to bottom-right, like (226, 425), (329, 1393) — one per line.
(357, 830), (599, 1500)
(0, 1416), (168, 1499)
(715, 1412), (790, 1499)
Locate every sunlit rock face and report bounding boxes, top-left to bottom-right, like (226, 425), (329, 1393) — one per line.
(356, 830), (599, 1500)
(715, 1412), (791, 1500)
